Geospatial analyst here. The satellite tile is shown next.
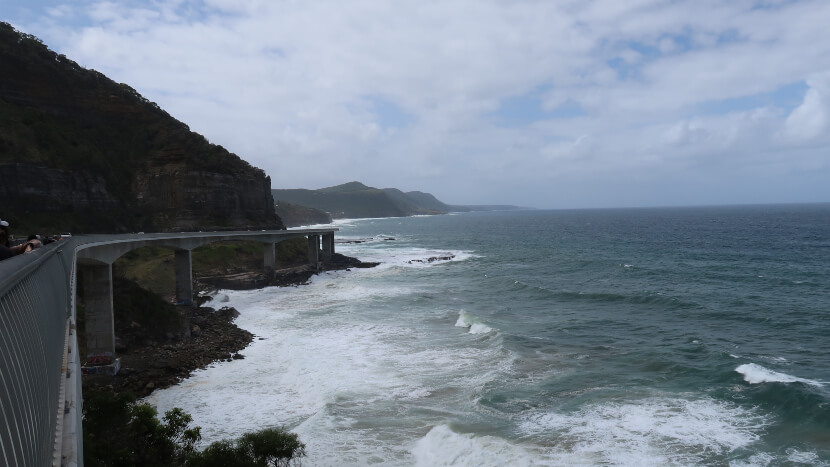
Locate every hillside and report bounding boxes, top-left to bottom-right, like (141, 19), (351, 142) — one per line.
(274, 201), (333, 227)
(273, 181), (527, 219)
(0, 23), (282, 233)
(273, 182), (407, 218)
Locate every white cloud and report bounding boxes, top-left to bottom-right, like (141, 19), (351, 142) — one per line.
(785, 71), (830, 142)
(13, 0), (830, 207)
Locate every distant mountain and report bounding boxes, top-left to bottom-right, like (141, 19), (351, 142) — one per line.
(391, 190), (452, 213)
(0, 22), (281, 233)
(273, 182), (404, 219)
(272, 182), (528, 219)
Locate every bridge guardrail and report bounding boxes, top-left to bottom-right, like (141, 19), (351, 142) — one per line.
(0, 241), (76, 467)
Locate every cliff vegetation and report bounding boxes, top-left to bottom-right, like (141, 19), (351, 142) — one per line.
(0, 22), (282, 234)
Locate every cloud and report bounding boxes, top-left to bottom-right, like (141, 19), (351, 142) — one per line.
(785, 71), (830, 142)
(10, 0), (830, 207)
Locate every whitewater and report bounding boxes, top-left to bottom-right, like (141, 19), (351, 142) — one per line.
(147, 205), (830, 466)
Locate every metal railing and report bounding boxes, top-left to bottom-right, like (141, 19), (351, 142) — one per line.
(0, 241), (77, 467)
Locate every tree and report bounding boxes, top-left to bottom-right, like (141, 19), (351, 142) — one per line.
(83, 392), (201, 467)
(189, 427), (306, 467)
(83, 392), (306, 466)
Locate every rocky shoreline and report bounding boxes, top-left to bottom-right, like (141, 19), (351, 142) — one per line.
(82, 305), (255, 399)
(82, 253), (378, 399)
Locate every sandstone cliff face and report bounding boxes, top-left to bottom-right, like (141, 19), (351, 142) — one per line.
(134, 169), (280, 230)
(0, 23), (283, 233)
(0, 162), (119, 211)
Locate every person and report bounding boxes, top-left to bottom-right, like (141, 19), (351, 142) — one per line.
(20, 235), (42, 253)
(9, 234), (42, 255)
(0, 219), (11, 247)
(0, 220), (14, 260)
(0, 222), (44, 259)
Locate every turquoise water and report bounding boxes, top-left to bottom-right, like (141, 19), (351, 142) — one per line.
(149, 204), (830, 465)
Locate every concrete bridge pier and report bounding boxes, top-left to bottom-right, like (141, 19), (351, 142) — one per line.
(308, 234), (320, 271)
(263, 242), (276, 280)
(322, 232), (335, 261)
(174, 249), (193, 306)
(79, 263), (115, 356)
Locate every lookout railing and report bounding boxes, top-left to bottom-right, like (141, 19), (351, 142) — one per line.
(0, 240), (80, 467)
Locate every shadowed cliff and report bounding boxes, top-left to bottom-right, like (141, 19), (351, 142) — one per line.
(0, 22), (283, 233)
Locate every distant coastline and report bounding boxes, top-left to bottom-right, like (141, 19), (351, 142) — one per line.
(273, 181), (529, 227)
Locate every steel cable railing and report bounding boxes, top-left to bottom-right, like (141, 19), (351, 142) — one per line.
(0, 242), (75, 467)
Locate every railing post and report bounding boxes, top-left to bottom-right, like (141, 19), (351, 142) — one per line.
(79, 263), (115, 356)
(174, 249), (193, 306)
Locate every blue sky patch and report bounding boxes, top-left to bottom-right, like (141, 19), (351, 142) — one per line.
(356, 95), (414, 130)
(490, 86), (586, 127)
(695, 81), (808, 116)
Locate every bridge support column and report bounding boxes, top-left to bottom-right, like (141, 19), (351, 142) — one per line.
(175, 249), (193, 306)
(263, 242), (276, 280)
(308, 234), (320, 271)
(322, 233), (335, 261)
(80, 263), (115, 356)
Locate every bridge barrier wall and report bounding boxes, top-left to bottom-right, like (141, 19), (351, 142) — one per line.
(0, 241), (75, 467)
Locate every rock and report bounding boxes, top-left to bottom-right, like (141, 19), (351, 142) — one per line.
(217, 306), (240, 319)
(191, 325), (201, 337)
(145, 382), (155, 390)
(408, 255), (455, 264)
(232, 353), (244, 360)
(218, 294), (230, 303)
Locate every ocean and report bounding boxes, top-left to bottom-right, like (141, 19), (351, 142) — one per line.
(146, 204), (830, 466)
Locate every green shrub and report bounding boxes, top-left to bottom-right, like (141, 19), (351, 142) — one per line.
(83, 392), (201, 467)
(83, 392), (306, 467)
(189, 427), (306, 467)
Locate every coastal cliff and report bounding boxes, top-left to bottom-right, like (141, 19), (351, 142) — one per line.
(273, 201), (333, 227)
(273, 181), (528, 220)
(0, 23), (282, 233)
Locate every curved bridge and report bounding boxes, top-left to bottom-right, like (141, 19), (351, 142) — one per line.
(0, 228), (336, 467)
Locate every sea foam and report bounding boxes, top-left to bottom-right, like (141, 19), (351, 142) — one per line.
(735, 363), (824, 386)
(412, 425), (543, 467)
(455, 310), (493, 334)
(519, 397), (767, 465)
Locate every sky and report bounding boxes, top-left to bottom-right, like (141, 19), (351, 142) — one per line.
(3, 0), (830, 208)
